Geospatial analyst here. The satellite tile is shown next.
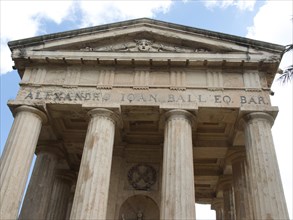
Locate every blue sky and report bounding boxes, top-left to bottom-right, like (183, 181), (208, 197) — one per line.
(1, 1), (292, 219)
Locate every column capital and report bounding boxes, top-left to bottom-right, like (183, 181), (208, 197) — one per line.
(241, 112), (275, 127)
(55, 169), (77, 184)
(164, 109), (196, 126)
(226, 149), (246, 165)
(88, 108), (122, 128)
(211, 198), (224, 210)
(14, 105), (47, 123)
(36, 144), (64, 158)
(217, 175), (233, 191)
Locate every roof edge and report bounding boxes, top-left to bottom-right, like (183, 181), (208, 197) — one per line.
(8, 18), (285, 53)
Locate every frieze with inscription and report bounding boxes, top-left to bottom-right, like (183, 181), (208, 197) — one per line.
(16, 87), (271, 108)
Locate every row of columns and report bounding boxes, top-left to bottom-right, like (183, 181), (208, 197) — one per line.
(211, 113), (289, 220)
(0, 105), (289, 219)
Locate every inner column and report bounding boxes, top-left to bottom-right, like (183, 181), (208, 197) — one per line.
(229, 150), (254, 220)
(211, 198), (224, 220)
(19, 146), (61, 220)
(217, 176), (235, 220)
(70, 108), (119, 220)
(160, 109), (196, 220)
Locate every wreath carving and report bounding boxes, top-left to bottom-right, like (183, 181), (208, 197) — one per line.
(128, 164), (157, 190)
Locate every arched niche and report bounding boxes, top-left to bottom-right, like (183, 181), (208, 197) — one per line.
(118, 194), (160, 220)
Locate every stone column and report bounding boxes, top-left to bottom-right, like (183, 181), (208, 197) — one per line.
(218, 176), (235, 220)
(65, 184), (76, 220)
(229, 150), (253, 220)
(70, 108), (120, 220)
(19, 146), (62, 219)
(242, 112), (289, 219)
(106, 155), (123, 220)
(46, 170), (75, 220)
(160, 109), (196, 220)
(211, 198), (224, 220)
(0, 106), (47, 219)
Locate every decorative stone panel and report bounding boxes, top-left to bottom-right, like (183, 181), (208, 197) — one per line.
(170, 70), (186, 90)
(63, 66), (81, 87)
(97, 69), (115, 89)
(243, 71), (261, 91)
(207, 70), (223, 90)
(133, 69), (149, 89)
(21, 67), (46, 86)
(44, 68), (66, 85)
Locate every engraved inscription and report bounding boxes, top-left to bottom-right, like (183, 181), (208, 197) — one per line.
(21, 89), (269, 106)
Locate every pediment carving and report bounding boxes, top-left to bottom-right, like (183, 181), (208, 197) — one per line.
(80, 39), (210, 53)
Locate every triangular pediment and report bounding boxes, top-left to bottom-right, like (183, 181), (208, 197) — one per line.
(9, 18), (284, 81)
(36, 27), (241, 54)
(9, 18), (284, 56)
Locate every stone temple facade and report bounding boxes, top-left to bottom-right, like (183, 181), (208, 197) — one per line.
(0, 18), (289, 219)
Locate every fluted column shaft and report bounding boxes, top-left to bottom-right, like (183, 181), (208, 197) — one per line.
(243, 112), (289, 219)
(46, 172), (75, 220)
(211, 198), (224, 220)
(160, 109), (196, 220)
(106, 155), (123, 220)
(218, 176), (235, 220)
(19, 150), (59, 219)
(65, 191), (75, 220)
(70, 108), (119, 219)
(223, 186), (235, 220)
(0, 106), (47, 219)
(230, 152), (253, 220)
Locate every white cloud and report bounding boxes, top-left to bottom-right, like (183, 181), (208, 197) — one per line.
(246, 1), (293, 48)
(0, 0), (74, 74)
(79, 1), (172, 27)
(203, 0), (256, 11)
(0, 1), (172, 74)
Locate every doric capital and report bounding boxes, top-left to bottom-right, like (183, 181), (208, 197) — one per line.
(88, 108), (122, 128)
(55, 169), (77, 184)
(211, 198), (224, 210)
(217, 175), (233, 191)
(14, 105), (47, 123)
(36, 144), (64, 158)
(226, 148), (246, 165)
(164, 109), (196, 126)
(240, 112), (275, 128)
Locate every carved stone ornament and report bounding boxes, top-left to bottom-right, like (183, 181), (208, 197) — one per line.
(128, 164), (157, 190)
(80, 39), (210, 53)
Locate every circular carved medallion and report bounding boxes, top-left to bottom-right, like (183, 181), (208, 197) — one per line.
(128, 164), (156, 190)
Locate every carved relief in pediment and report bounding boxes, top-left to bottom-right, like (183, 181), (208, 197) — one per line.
(80, 39), (210, 53)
